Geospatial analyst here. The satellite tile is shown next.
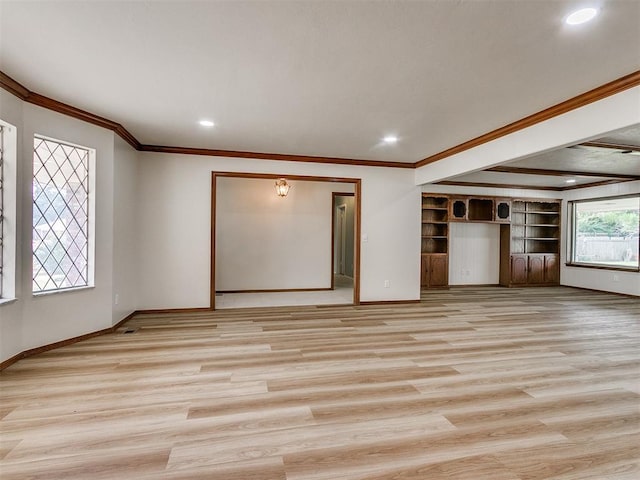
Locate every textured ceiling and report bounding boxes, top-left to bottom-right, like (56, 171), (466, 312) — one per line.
(1, 0), (639, 163)
(444, 124), (640, 189)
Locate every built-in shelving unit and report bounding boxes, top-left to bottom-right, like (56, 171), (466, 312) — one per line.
(510, 200), (560, 255)
(501, 199), (561, 287)
(421, 195), (449, 288)
(421, 194), (561, 290)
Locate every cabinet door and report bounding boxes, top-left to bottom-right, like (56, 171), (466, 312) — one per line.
(528, 255), (545, 284)
(544, 254), (559, 284)
(420, 255), (430, 288)
(510, 255), (528, 285)
(429, 255), (448, 287)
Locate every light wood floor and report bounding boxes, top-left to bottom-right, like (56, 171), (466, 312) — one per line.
(1, 286), (639, 479)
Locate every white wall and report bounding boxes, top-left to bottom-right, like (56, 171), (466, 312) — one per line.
(19, 104), (116, 349)
(216, 177), (350, 290)
(449, 223), (500, 285)
(112, 136), (139, 323)
(136, 153), (421, 308)
(0, 92), (138, 364)
(560, 181), (640, 297)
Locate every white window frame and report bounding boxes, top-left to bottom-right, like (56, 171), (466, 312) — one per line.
(0, 119), (17, 303)
(32, 135), (96, 295)
(567, 194), (640, 272)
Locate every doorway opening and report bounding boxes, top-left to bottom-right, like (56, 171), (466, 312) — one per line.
(211, 173), (361, 310)
(332, 192), (355, 293)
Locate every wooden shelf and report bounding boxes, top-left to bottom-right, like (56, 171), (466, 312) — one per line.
(513, 237), (558, 241)
(513, 223), (558, 227)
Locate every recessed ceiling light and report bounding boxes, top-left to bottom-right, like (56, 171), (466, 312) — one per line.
(199, 120), (215, 127)
(383, 135), (398, 144)
(565, 7), (598, 25)
(566, 179), (577, 184)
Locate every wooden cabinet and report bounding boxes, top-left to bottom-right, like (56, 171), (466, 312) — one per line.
(510, 254), (528, 284)
(528, 255), (545, 284)
(544, 254), (559, 284)
(508, 253), (559, 286)
(495, 200), (511, 223)
(421, 254), (448, 288)
(449, 198), (467, 221)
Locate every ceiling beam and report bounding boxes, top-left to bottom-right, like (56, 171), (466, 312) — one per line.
(434, 181), (562, 191)
(435, 178), (638, 192)
(487, 165), (639, 180)
(416, 70), (640, 168)
(561, 178), (638, 190)
(579, 141), (640, 152)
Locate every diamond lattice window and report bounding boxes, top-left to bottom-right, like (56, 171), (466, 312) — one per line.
(32, 137), (91, 293)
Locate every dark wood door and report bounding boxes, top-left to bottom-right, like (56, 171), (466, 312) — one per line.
(420, 255), (430, 288)
(510, 255), (528, 284)
(544, 254), (559, 284)
(528, 255), (545, 284)
(429, 255), (448, 287)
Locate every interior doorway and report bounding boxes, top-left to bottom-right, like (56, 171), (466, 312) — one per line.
(332, 192), (355, 290)
(211, 173), (360, 310)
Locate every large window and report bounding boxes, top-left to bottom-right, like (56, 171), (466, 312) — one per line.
(568, 195), (640, 271)
(32, 136), (94, 293)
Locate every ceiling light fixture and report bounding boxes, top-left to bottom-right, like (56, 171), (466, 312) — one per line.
(565, 7), (598, 25)
(383, 135), (398, 144)
(275, 178), (291, 197)
(565, 179), (577, 184)
(199, 120), (215, 127)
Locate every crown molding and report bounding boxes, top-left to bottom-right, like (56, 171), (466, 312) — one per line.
(1, 71), (141, 150)
(2, 69), (639, 173)
(416, 70), (640, 168)
(139, 144), (414, 168)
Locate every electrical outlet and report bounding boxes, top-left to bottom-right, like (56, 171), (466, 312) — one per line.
(362, 233), (368, 242)
(613, 274), (620, 282)
(115, 293), (119, 305)
(384, 280), (390, 288)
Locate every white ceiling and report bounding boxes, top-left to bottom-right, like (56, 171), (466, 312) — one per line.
(1, 0), (639, 163)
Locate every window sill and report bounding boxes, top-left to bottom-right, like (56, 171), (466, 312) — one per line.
(0, 298), (18, 307)
(33, 285), (95, 298)
(565, 263), (640, 273)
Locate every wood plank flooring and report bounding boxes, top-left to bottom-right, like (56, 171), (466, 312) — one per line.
(1, 286), (639, 479)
